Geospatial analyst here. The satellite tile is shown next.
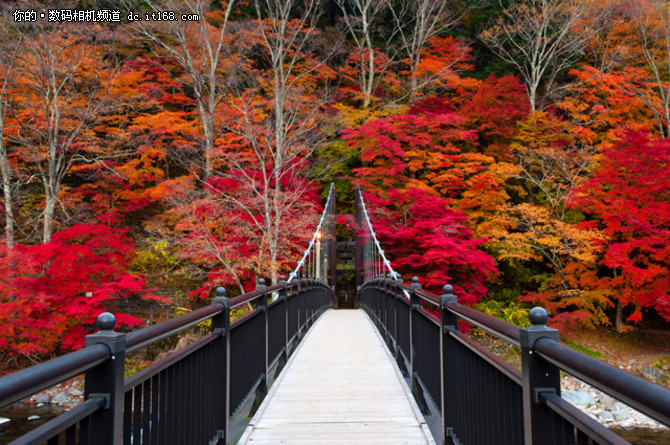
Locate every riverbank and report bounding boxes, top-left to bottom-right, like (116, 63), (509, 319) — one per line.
(562, 374), (668, 431)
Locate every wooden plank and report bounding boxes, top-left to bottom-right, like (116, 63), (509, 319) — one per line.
(239, 309), (434, 444)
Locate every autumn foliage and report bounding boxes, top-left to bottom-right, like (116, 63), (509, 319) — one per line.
(574, 130), (670, 324)
(2, 0), (670, 363)
(0, 225), (163, 358)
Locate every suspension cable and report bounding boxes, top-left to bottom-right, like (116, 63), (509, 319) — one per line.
(357, 186), (400, 281)
(288, 183), (335, 283)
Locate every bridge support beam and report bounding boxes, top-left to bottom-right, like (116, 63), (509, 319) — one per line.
(520, 308), (560, 445)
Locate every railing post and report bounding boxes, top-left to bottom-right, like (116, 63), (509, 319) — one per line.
(84, 312), (126, 445)
(279, 276), (289, 361)
(298, 278), (304, 334)
(354, 188), (363, 308)
(256, 279), (269, 395)
(212, 287), (230, 444)
(520, 307), (560, 445)
(409, 276), (421, 381)
(329, 187), (337, 305)
(393, 278), (399, 357)
(440, 285), (458, 445)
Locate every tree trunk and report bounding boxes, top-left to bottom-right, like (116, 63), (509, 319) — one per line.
(615, 300), (623, 333)
(198, 100), (214, 179)
(0, 110), (12, 248)
(43, 193), (56, 244)
(0, 158), (13, 248)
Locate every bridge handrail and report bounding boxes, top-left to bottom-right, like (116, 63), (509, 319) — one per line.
(356, 187), (400, 281)
(371, 277), (523, 345)
(0, 278), (333, 444)
(124, 280), (303, 353)
(361, 277), (670, 432)
(126, 304), (224, 353)
(412, 279), (670, 425)
(0, 343), (110, 409)
(535, 336), (670, 426)
(9, 397), (107, 445)
(288, 183), (335, 283)
(539, 392), (631, 445)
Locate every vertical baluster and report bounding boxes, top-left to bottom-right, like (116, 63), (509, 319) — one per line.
(80, 414), (91, 445)
(65, 424), (77, 445)
(124, 390), (133, 444)
(133, 382), (142, 445)
(143, 377), (152, 444)
(150, 375), (159, 445)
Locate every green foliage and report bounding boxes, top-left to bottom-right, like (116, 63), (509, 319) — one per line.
(130, 240), (202, 306)
(125, 356), (152, 379)
(475, 299), (531, 328)
(562, 338), (603, 359)
(314, 141), (360, 215)
(654, 358), (669, 370)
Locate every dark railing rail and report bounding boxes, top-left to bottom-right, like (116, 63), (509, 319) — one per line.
(0, 278), (333, 445)
(359, 276), (670, 445)
(0, 344), (110, 409)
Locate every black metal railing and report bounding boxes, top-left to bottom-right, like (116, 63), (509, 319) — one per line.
(359, 276), (670, 445)
(0, 278), (332, 445)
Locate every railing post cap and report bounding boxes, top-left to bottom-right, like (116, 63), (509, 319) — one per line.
(529, 307), (549, 326)
(96, 312), (116, 332)
(440, 284), (457, 307)
(258, 278), (266, 286)
(86, 312), (125, 351)
(521, 306), (559, 347)
(279, 275), (287, 286)
(213, 287), (230, 309)
(409, 276), (422, 291)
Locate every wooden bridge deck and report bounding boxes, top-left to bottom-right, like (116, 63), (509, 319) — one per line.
(239, 309), (434, 444)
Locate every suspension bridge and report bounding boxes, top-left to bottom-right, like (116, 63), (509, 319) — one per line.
(1, 185), (669, 445)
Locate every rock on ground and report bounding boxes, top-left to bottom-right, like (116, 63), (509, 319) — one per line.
(33, 393), (51, 403)
(561, 375), (668, 431)
(642, 365), (666, 381)
(51, 392), (69, 405)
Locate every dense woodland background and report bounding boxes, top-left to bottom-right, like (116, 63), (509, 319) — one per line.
(0, 0), (669, 366)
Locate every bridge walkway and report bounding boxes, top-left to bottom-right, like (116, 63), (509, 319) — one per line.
(239, 309), (434, 444)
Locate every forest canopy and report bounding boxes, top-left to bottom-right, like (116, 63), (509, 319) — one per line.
(0, 0), (669, 362)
